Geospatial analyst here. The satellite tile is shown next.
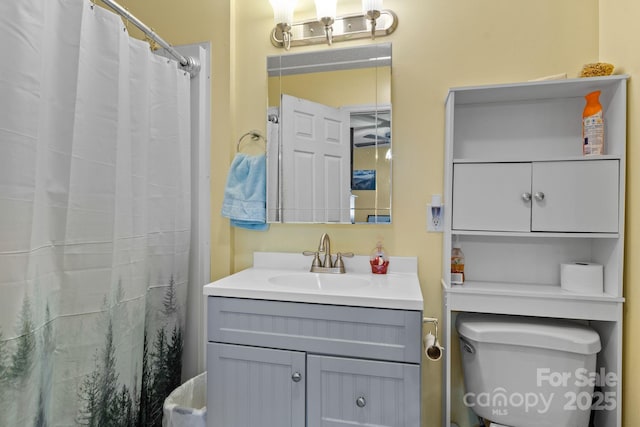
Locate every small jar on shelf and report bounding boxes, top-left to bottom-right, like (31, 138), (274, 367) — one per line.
(451, 242), (465, 285)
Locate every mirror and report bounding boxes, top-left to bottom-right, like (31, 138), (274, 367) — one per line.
(266, 43), (392, 224)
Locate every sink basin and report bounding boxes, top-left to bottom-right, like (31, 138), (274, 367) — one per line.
(204, 252), (424, 310)
(267, 273), (371, 291)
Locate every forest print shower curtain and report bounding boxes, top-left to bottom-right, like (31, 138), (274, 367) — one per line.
(0, 0), (191, 425)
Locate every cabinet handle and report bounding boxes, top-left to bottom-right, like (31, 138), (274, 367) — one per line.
(521, 192), (532, 202)
(356, 396), (366, 408)
(534, 191), (545, 201)
(291, 372), (302, 382)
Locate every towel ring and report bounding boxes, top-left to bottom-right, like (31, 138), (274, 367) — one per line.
(237, 130), (266, 153)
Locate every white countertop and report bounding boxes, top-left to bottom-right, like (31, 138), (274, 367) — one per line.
(203, 252), (424, 310)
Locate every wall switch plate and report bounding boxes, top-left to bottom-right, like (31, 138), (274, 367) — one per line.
(427, 203), (444, 232)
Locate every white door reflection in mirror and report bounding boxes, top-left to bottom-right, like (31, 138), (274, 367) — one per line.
(281, 94), (351, 223)
(267, 43), (392, 224)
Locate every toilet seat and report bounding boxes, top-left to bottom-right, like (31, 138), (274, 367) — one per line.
(489, 423), (511, 427)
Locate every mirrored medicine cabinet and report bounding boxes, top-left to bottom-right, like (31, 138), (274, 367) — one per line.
(266, 43), (392, 224)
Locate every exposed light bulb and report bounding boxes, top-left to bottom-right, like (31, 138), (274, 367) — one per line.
(362, 0), (383, 14)
(269, 0), (297, 26)
(315, 0), (337, 21)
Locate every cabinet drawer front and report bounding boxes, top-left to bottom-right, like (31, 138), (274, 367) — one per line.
(207, 343), (306, 427)
(531, 160), (619, 233)
(452, 162), (532, 232)
(307, 355), (421, 427)
(208, 297), (422, 364)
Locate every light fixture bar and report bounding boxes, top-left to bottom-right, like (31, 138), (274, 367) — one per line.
(271, 9), (397, 48)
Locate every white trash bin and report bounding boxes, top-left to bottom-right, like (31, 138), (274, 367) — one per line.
(163, 371), (207, 427)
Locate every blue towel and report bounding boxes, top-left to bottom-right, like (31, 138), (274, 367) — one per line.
(221, 153), (269, 231)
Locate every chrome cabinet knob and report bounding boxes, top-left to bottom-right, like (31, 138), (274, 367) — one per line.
(521, 192), (532, 202)
(356, 396), (366, 408)
(291, 372), (302, 382)
(534, 191), (545, 201)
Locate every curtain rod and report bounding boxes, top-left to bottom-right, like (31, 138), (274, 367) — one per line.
(100, 0), (200, 76)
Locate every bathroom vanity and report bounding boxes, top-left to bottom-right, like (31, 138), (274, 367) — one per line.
(442, 75), (628, 427)
(204, 252), (424, 427)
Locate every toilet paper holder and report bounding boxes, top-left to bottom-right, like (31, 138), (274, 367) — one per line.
(423, 317), (444, 361)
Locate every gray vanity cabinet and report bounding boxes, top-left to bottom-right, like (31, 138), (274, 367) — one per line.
(307, 355), (420, 426)
(207, 343), (306, 427)
(206, 296), (422, 427)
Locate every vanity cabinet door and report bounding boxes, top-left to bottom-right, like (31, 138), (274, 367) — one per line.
(531, 160), (619, 233)
(307, 355), (420, 427)
(207, 343), (305, 427)
(452, 162), (532, 232)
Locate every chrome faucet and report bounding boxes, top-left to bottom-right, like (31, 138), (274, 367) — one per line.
(303, 233), (353, 274)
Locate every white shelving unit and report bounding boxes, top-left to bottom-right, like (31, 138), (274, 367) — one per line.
(441, 75), (628, 427)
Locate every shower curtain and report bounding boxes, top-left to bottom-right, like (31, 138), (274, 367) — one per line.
(0, 0), (191, 425)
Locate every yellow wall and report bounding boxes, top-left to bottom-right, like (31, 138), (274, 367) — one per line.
(268, 67), (391, 108)
(599, 0), (640, 425)
(112, 0), (640, 425)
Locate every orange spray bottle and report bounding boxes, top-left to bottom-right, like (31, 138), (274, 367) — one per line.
(582, 90), (604, 156)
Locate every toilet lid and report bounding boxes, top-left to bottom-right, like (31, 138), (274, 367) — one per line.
(456, 313), (601, 355)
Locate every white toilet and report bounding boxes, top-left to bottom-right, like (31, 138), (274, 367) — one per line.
(456, 313), (601, 427)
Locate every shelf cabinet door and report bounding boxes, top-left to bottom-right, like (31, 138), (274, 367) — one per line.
(207, 343), (306, 427)
(452, 162), (532, 232)
(307, 355), (420, 427)
(531, 160), (619, 232)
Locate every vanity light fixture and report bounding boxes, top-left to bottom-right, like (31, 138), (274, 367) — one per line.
(270, 0), (397, 49)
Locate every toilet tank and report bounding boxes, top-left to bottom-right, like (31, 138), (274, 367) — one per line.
(456, 313), (601, 427)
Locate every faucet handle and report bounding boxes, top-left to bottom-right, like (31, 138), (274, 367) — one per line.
(337, 252), (354, 258)
(333, 252), (354, 273)
(303, 251), (322, 268)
